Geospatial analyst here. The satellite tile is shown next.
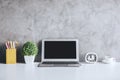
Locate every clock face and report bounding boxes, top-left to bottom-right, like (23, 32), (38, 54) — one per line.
(85, 52), (98, 63)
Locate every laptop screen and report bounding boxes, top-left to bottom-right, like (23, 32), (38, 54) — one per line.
(44, 41), (76, 59)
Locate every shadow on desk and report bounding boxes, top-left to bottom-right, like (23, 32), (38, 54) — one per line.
(17, 43), (41, 63)
(0, 44), (6, 64)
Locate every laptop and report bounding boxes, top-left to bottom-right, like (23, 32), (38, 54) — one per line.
(38, 39), (80, 67)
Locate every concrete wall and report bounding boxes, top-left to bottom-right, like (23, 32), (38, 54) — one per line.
(0, 0), (120, 62)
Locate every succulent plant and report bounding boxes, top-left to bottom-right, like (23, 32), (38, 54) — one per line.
(22, 41), (38, 56)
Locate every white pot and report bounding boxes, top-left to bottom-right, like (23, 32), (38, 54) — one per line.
(24, 56), (35, 64)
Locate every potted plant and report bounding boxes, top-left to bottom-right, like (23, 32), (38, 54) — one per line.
(22, 41), (38, 64)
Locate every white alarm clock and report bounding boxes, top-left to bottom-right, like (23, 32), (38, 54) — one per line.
(85, 52), (98, 63)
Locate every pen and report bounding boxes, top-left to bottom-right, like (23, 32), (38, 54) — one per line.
(7, 41), (9, 49)
(5, 43), (8, 49)
(13, 41), (15, 48)
(10, 41), (12, 48)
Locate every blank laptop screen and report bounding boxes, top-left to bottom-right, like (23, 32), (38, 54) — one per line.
(44, 41), (76, 59)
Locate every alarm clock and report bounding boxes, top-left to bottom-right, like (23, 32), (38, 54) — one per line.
(85, 52), (98, 63)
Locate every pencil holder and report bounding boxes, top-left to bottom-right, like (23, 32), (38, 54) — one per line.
(6, 49), (16, 64)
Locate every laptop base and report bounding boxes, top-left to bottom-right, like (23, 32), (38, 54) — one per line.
(38, 62), (81, 67)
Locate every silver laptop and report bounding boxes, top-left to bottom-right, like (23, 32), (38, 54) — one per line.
(38, 39), (80, 67)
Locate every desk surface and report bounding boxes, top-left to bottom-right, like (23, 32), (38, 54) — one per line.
(0, 62), (120, 80)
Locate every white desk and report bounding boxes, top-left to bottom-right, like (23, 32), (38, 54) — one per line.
(0, 63), (120, 80)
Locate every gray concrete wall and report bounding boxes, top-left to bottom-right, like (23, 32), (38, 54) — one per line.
(0, 0), (120, 62)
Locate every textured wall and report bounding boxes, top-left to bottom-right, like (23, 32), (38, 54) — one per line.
(0, 0), (120, 62)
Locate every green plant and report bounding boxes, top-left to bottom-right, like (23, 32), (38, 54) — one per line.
(22, 41), (38, 56)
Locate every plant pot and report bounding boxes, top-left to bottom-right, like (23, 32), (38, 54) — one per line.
(24, 56), (35, 64)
